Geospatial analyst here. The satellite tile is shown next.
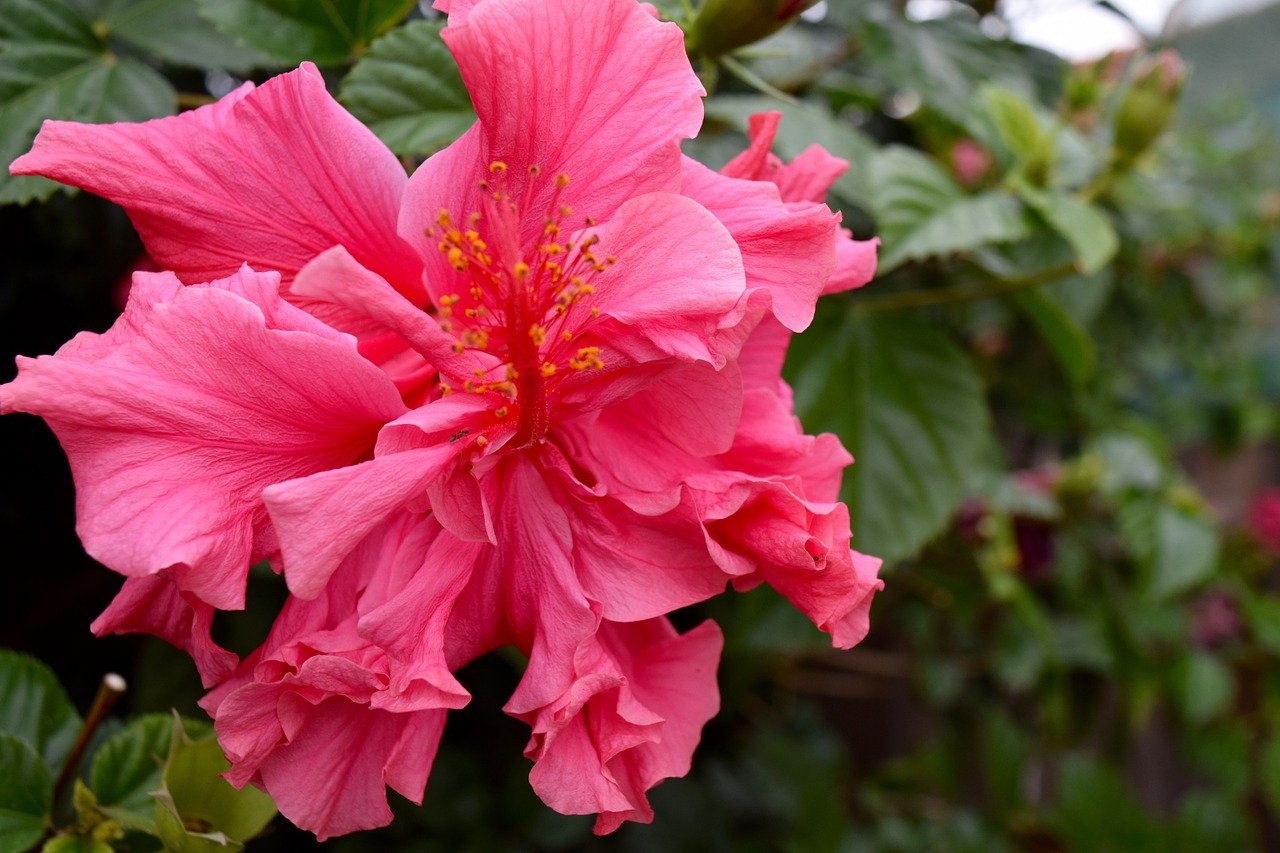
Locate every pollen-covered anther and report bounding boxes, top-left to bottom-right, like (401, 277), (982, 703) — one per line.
(489, 161), (508, 173)
(555, 172), (569, 188)
(569, 346), (603, 371)
(495, 406), (509, 418)
(540, 362), (556, 378)
(528, 324), (546, 345)
(514, 262), (530, 280)
(475, 435), (489, 448)
(439, 382), (452, 396)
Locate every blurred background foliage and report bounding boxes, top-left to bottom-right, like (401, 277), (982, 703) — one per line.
(3, 0), (1280, 849)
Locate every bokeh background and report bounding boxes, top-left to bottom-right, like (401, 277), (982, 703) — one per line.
(4, 0), (1280, 849)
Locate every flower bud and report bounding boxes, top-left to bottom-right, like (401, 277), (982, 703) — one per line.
(685, 0), (817, 58)
(1112, 49), (1187, 165)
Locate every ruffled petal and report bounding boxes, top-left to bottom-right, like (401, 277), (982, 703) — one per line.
(681, 156), (837, 332)
(521, 617), (722, 833)
(1, 266), (405, 609)
(90, 574), (237, 687)
(11, 64), (423, 299)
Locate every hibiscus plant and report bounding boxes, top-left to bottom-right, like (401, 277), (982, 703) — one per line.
(2, 0), (1280, 851)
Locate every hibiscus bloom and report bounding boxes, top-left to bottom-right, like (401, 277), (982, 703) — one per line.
(4, 0), (880, 839)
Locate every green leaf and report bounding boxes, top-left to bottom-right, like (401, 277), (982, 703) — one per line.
(1241, 593), (1280, 654)
(339, 19), (474, 157)
(1149, 505), (1218, 600)
(90, 714), (174, 831)
(980, 85), (1050, 172)
(0, 0), (175, 205)
(0, 733), (53, 853)
(194, 0), (416, 65)
(1015, 288), (1095, 387)
(857, 15), (1062, 128)
(1012, 178), (1119, 275)
(702, 95), (878, 208)
(869, 147), (1030, 272)
(1053, 754), (1164, 852)
(1092, 431), (1164, 494)
(1177, 652), (1233, 724)
(91, 0), (272, 72)
(153, 716), (275, 852)
(788, 310), (988, 563)
(0, 650), (81, 772)
(1040, 269), (1115, 327)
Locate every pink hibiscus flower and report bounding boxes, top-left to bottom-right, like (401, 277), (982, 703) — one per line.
(4, 0), (880, 838)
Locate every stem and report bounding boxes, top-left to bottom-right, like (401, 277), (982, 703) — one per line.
(850, 261), (1078, 315)
(718, 54), (798, 104)
(51, 674), (127, 808)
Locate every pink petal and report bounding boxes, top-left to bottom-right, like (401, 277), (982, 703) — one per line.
(521, 618), (723, 833)
(255, 695), (446, 841)
(292, 245), (495, 384)
(827, 233), (879, 294)
(264, 442), (463, 600)
(2, 266), (405, 609)
(576, 192), (746, 368)
(540, 454), (729, 621)
(11, 64), (423, 299)
(432, 0), (700, 228)
(681, 157), (837, 332)
(358, 527), (482, 712)
(487, 453), (600, 717)
(90, 574), (237, 687)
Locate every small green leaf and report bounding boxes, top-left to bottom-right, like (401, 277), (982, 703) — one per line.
(1178, 652), (1233, 724)
(788, 310), (989, 563)
(980, 85), (1050, 172)
(90, 714), (175, 831)
(41, 836), (115, 853)
(0, 0), (175, 205)
(0, 733), (53, 853)
(153, 716), (275, 852)
(1015, 288), (1095, 387)
(340, 19), (474, 157)
(0, 650), (81, 772)
(1149, 505), (1218, 600)
(870, 147), (1031, 272)
(1092, 431), (1164, 494)
(194, 0), (416, 65)
(1012, 177), (1119, 275)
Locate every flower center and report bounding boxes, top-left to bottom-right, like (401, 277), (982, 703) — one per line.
(427, 163), (614, 447)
